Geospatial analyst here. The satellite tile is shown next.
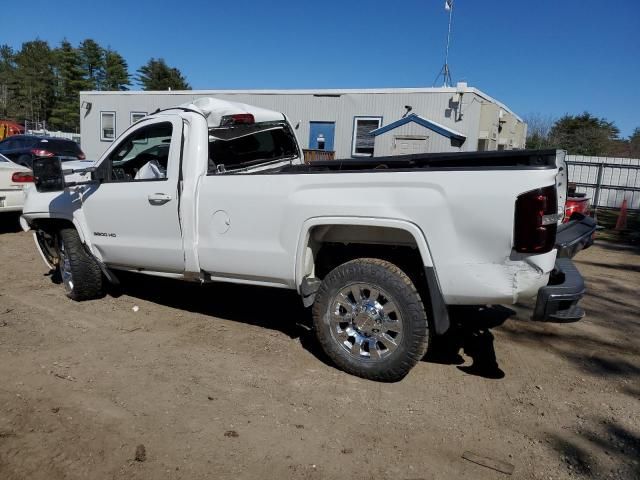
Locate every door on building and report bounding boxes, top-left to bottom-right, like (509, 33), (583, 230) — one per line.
(309, 122), (335, 151)
(392, 135), (429, 155)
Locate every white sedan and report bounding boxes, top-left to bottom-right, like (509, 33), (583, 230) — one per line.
(0, 153), (32, 212)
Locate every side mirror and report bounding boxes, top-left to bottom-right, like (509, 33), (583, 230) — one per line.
(33, 157), (65, 192)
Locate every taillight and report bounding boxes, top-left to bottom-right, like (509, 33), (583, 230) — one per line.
(563, 198), (591, 223)
(77, 152), (86, 160)
(31, 148), (54, 157)
(564, 204), (578, 222)
(514, 185), (558, 253)
(12, 172), (34, 183)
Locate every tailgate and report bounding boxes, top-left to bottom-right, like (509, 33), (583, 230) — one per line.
(555, 213), (596, 258)
(555, 150), (568, 221)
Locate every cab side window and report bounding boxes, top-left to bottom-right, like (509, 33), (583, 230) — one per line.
(103, 122), (173, 182)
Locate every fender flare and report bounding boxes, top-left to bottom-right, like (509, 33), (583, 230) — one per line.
(27, 212), (118, 285)
(294, 216), (450, 334)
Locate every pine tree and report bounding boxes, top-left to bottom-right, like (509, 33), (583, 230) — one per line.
(49, 40), (88, 131)
(13, 40), (55, 125)
(79, 39), (104, 90)
(136, 58), (190, 91)
(549, 112), (620, 156)
(103, 49), (131, 91)
(0, 45), (19, 119)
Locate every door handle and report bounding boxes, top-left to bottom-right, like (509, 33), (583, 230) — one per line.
(147, 193), (172, 205)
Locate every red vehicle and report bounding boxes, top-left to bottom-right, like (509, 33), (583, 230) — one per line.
(0, 120), (25, 140)
(564, 183), (591, 223)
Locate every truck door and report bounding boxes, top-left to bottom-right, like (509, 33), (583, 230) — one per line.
(79, 116), (184, 273)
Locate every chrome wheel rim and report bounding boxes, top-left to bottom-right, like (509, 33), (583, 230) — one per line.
(58, 239), (74, 294)
(329, 283), (403, 361)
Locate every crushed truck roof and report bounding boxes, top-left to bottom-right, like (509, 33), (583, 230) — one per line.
(180, 97), (285, 128)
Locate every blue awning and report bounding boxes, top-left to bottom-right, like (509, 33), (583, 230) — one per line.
(370, 113), (466, 142)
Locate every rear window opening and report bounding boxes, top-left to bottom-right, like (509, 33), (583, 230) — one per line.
(37, 139), (84, 159)
(208, 122), (299, 173)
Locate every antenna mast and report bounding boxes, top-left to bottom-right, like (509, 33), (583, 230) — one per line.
(434, 0), (454, 87)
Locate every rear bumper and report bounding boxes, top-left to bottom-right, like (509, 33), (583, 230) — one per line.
(0, 189), (25, 212)
(533, 258), (585, 322)
(532, 214), (596, 322)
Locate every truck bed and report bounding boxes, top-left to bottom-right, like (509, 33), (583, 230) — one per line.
(278, 149), (558, 173)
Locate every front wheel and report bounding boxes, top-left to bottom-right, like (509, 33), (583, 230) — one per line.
(57, 228), (104, 301)
(312, 258), (430, 382)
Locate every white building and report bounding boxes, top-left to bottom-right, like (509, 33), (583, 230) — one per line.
(79, 84), (526, 161)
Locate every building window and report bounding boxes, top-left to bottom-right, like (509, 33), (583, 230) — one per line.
(130, 112), (147, 125)
(100, 112), (116, 142)
(352, 117), (382, 157)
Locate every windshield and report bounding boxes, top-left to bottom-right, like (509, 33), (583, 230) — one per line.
(208, 122), (298, 172)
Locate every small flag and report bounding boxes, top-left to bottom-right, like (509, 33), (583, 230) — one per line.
(445, 0), (453, 11)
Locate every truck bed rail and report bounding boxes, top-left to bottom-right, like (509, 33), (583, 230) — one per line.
(303, 149), (559, 172)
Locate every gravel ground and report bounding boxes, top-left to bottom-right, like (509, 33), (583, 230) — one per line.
(0, 215), (638, 480)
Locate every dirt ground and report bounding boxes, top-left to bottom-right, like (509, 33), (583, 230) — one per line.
(0, 214), (638, 480)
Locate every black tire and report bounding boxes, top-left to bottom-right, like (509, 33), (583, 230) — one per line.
(312, 258), (430, 382)
(57, 227), (104, 301)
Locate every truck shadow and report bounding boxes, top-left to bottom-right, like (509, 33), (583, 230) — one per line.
(110, 271), (332, 361)
(111, 272), (517, 378)
(423, 305), (515, 379)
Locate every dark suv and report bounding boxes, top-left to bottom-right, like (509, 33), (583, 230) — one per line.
(0, 135), (85, 168)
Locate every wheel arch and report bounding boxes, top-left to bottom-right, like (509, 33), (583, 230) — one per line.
(27, 215), (88, 244)
(295, 217), (434, 291)
(295, 217), (449, 335)
(25, 216), (82, 269)
(27, 214), (118, 286)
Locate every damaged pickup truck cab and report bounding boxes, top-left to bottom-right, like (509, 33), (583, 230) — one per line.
(21, 97), (596, 381)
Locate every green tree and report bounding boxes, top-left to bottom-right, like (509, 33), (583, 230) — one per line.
(103, 49), (130, 91)
(79, 39), (104, 90)
(549, 112), (620, 156)
(629, 128), (640, 159)
(0, 45), (19, 118)
(49, 40), (88, 131)
(13, 40), (55, 125)
(136, 58), (190, 91)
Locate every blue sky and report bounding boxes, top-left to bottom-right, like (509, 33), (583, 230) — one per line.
(2, 0), (639, 136)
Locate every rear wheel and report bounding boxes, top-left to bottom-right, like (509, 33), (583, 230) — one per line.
(312, 258), (430, 382)
(57, 228), (103, 301)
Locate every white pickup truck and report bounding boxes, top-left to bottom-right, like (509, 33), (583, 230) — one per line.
(21, 97), (596, 381)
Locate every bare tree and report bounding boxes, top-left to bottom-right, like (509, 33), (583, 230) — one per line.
(523, 113), (555, 149)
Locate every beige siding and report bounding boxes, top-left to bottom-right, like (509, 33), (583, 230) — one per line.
(373, 122), (463, 157)
(79, 88), (522, 160)
(477, 102), (526, 151)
